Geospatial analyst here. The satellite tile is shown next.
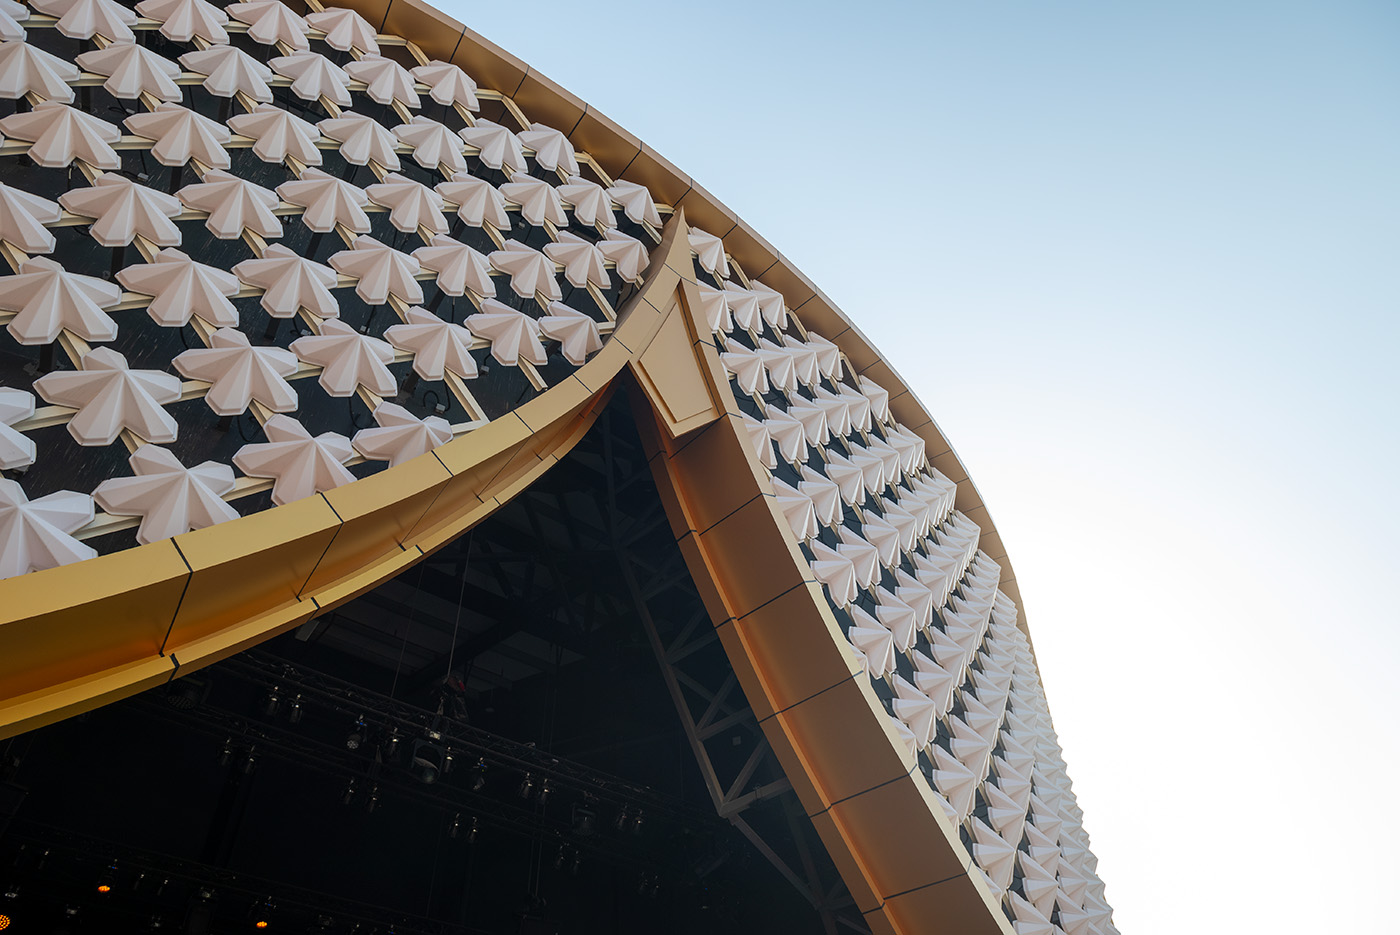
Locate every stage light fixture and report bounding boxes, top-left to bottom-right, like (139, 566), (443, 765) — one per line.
(2, 883), (17, 900)
(345, 718), (366, 751)
(366, 784), (380, 813)
(537, 779), (550, 807)
(287, 695), (303, 724)
(448, 813), (461, 838)
(342, 779), (356, 806)
(411, 740), (444, 785)
(614, 808), (628, 832)
(219, 738), (233, 767)
(517, 773), (534, 799)
(470, 759), (487, 792)
(571, 805), (596, 836)
(262, 688), (281, 717)
(632, 810), (644, 835)
(466, 817), (478, 844)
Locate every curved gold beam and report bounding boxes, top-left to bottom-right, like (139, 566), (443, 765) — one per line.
(0, 211), (693, 742)
(625, 266), (1012, 935)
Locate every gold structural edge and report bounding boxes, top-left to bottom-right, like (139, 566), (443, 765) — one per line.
(627, 267), (1014, 935)
(324, 0), (1030, 636)
(0, 213), (694, 742)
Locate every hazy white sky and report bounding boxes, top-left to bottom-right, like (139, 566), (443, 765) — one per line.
(441, 1), (1400, 930)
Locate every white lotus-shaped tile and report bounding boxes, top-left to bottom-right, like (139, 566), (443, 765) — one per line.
(722, 282), (761, 331)
(835, 382), (873, 431)
(117, 247), (240, 328)
(232, 243), (339, 319)
(694, 281), (730, 332)
(0, 0), (27, 41)
(488, 240), (561, 301)
(0, 480), (94, 579)
(688, 227), (728, 278)
(0, 256), (120, 345)
(412, 235), (493, 297)
(780, 334), (820, 387)
(224, 0), (309, 50)
(0, 182), (60, 255)
(0, 387), (36, 470)
(327, 236), (423, 306)
(269, 50), (352, 108)
(848, 606), (895, 677)
(365, 172), (448, 234)
(770, 477), (817, 540)
(543, 231), (607, 290)
(606, 180), (661, 229)
(135, 0), (228, 44)
(891, 673), (938, 748)
(969, 817), (1017, 890)
(32, 346), (180, 446)
(804, 331), (843, 379)
(762, 405), (807, 463)
(290, 318), (395, 398)
(747, 279), (786, 329)
(343, 54), (419, 109)
(500, 172), (566, 227)
(754, 337), (799, 393)
(179, 45), (273, 102)
(813, 384), (854, 435)
(797, 463), (842, 527)
(859, 375), (891, 424)
(177, 168), (282, 240)
(228, 104), (322, 166)
(557, 175), (615, 229)
(384, 305), (476, 382)
(809, 541), (856, 606)
(0, 39), (79, 102)
(59, 174), (182, 248)
(232, 414), (353, 506)
(173, 327), (296, 415)
(436, 173), (509, 230)
(411, 60), (478, 111)
(717, 337), (766, 396)
(836, 526), (880, 589)
(124, 103), (232, 169)
(276, 167), (368, 233)
(30, 0), (134, 40)
(930, 745), (978, 821)
(76, 40), (181, 102)
(305, 6), (379, 54)
(459, 118), (524, 174)
(93, 445), (237, 544)
(822, 451), (865, 506)
(393, 115), (465, 174)
(539, 303), (601, 365)
(352, 402), (451, 467)
(597, 229), (648, 284)
(911, 649), (956, 716)
(0, 101), (120, 169)
(318, 111), (400, 170)
(518, 122), (578, 176)
(875, 587), (917, 649)
(466, 299), (545, 367)
(739, 413), (774, 470)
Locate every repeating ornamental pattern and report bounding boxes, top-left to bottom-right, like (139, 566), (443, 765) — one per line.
(0, 3), (1114, 932)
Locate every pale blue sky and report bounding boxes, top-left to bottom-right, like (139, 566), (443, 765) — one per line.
(439, 2), (1400, 931)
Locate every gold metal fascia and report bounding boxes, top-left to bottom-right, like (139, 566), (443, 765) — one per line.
(624, 292), (1013, 935)
(0, 212), (692, 742)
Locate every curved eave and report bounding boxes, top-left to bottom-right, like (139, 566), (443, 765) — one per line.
(337, 0), (1029, 635)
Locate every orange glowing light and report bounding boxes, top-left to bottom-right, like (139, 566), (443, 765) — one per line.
(0, 912), (11, 930)
(255, 922), (268, 929)
(97, 884), (112, 893)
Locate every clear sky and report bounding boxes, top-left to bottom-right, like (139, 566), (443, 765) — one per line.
(439, 2), (1400, 931)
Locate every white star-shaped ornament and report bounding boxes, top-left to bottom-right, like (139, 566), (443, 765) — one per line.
(177, 169), (282, 240)
(0, 182), (61, 255)
(94, 446), (238, 545)
(276, 168), (370, 234)
(351, 402), (452, 467)
(412, 235), (494, 298)
(538, 304), (601, 365)
(268, 50), (352, 108)
(318, 111), (401, 170)
(173, 327), (298, 416)
(178, 45), (274, 103)
(488, 241), (562, 301)
(117, 248), (240, 328)
(0, 387), (36, 470)
(135, 0), (229, 44)
(232, 244), (339, 320)
(229, 104), (323, 166)
(291, 319), (396, 398)
(328, 237), (424, 306)
(0, 256), (121, 345)
(233, 415), (354, 506)
(76, 40), (182, 102)
(384, 306), (478, 382)
(0, 101), (120, 169)
(0, 479), (95, 579)
(32, 346), (181, 446)
(466, 299), (545, 367)
(125, 104), (232, 170)
(436, 174), (510, 231)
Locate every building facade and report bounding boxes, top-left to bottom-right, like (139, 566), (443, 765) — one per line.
(0, 1), (1116, 933)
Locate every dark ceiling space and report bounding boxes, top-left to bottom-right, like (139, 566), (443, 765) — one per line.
(0, 392), (864, 935)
